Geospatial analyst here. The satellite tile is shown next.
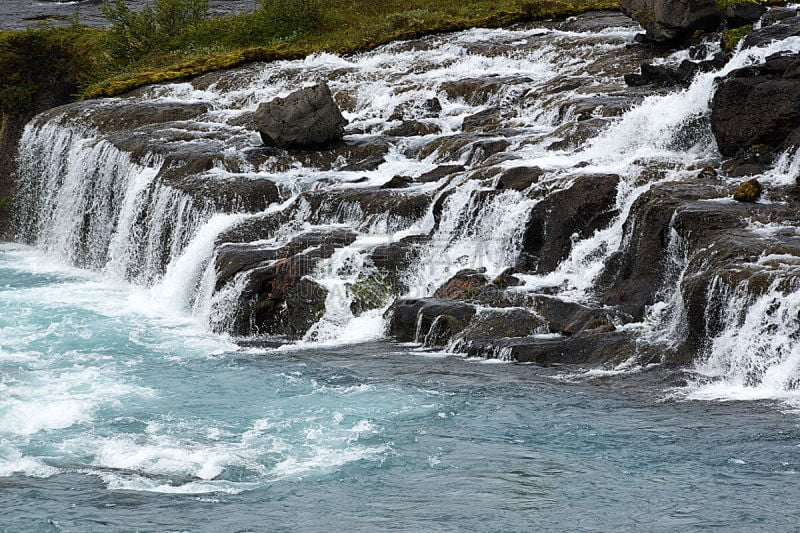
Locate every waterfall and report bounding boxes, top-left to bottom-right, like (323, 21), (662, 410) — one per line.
(9, 11), (800, 405)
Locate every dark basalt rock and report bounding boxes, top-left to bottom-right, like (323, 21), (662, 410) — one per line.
(386, 120), (441, 137)
(253, 82), (348, 149)
(214, 229), (358, 338)
(462, 108), (505, 133)
(625, 54), (729, 88)
(453, 309), (546, 343)
(516, 174), (620, 274)
(711, 52), (800, 157)
(163, 174), (280, 213)
(464, 330), (635, 365)
(760, 7), (798, 27)
(381, 175), (414, 189)
(724, 3), (766, 27)
(215, 229), (358, 289)
(385, 298), (477, 343)
(742, 14), (800, 48)
(496, 166), (544, 191)
(416, 165), (465, 183)
(619, 0), (722, 44)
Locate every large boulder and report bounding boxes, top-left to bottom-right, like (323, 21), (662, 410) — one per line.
(253, 82), (348, 148)
(711, 52), (800, 157)
(619, 0), (722, 44)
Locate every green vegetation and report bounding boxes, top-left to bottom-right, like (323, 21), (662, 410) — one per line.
(0, 0), (791, 107)
(0, 0), (624, 104)
(722, 24), (752, 50)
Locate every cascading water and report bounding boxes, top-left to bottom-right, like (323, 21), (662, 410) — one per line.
(8, 11), (800, 526)
(10, 12), (800, 402)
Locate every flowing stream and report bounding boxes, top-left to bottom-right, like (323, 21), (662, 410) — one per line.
(3, 12), (800, 530)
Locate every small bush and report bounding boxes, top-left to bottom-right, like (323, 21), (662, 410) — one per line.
(101, 0), (209, 63)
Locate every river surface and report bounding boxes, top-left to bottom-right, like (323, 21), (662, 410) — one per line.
(4, 8), (800, 530)
(0, 0), (257, 30)
(2, 242), (800, 531)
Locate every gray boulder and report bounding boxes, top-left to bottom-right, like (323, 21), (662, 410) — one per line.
(620, 0), (722, 44)
(253, 82), (348, 148)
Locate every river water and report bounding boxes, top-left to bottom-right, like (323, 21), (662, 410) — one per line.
(3, 9), (800, 531)
(2, 244), (800, 531)
(0, 0), (257, 30)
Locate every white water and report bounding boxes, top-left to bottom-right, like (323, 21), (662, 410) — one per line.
(11, 17), (800, 407)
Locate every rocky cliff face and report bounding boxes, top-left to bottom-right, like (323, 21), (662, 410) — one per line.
(9, 10), (800, 395)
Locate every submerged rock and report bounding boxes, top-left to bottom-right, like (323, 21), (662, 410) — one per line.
(253, 82), (348, 148)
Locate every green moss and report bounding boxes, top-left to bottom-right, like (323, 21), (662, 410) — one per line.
(722, 24), (752, 50)
(0, 197), (14, 216)
(349, 272), (395, 315)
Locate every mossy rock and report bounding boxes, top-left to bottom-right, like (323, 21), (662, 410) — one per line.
(349, 272), (395, 316)
(733, 178), (762, 202)
(722, 24), (752, 50)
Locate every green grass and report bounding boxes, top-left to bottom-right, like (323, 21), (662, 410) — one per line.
(0, 0), (791, 105)
(2, 0), (623, 102)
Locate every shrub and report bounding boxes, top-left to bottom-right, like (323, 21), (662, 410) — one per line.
(101, 0), (209, 63)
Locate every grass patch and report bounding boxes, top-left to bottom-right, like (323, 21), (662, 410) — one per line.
(1, 0), (790, 104)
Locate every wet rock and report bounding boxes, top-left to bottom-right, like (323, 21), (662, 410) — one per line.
(253, 82), (348, 148)
(388, 97), (442, 121)
(462, 108), (505, 132)
(381, 175), (414, 189)
(349, 272), (395, 316)
(626, 62), (689, 87)
(464, 330), (635, 365)
(245, 138), (389, 173)
(711, 52), (800, 156)
(433, 269), (489, 300)
(417, 135), (510, 165)
(454, 309), (546, 344)
(385, 298), (476, 343)
(369, 235), (429, 293)
(742, 14), (800, 48)
(619, 0), (722, 44)
(760, 7), (798, 27)
(213, 229), (359, 337)
(496, 166), (544, 191)
(560, 95), (640, 119)
(164, 174), (280, 213)
(234, 262), (328, 338)
(557, 11), (639, 32)
(516, 174), (620, 274)
(386, 120), (441, 137)
(529, 295), (621, 336)
(490, 267), (522, 289)
(546, 118), (610, 151)
(64, 100), (211, 135)
(697, 166), (717, 178)
(215, 229), (358, 288)
(733, 178), (762, 202)
(417, 165), (465, 183)
(724, 3), (766, 27)
(721, 144), (774, 177)
(440, 76), (531, 106)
